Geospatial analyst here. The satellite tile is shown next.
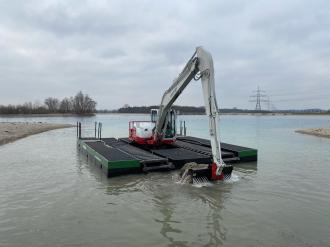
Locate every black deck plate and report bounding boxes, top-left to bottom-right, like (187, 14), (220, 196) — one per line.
(85, 141), (136, 161)
(103, 138), (167, 163)
(177, 136), (256, 153)
(119, 137), (237, 163)
(113, 136), (256, 164)
(174, 140), (234, 158)
(150, 147), (211, 165)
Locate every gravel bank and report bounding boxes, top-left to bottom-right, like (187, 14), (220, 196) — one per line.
(0, 122), (74, 145)
(295, 128), (330, 138)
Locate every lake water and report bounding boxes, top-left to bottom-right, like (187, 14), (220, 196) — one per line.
(0, 114), (330, 247)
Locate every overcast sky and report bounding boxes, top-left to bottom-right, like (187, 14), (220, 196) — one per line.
(1, 0), (329, 110)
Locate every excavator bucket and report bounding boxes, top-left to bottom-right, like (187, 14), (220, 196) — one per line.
(179, 162), (233, 184)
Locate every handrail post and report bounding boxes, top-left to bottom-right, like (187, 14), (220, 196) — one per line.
(183, 121), (186, 136)
(180, 120), (183, 135)
(79, 122), (82, 139)
(94, 122), (97, 138)
(100, 123), (102, 140)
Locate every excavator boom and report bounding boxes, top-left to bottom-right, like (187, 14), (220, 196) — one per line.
(154, 47), (225, 175)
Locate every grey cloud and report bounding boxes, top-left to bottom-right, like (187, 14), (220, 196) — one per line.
(0, 0), (329, 110)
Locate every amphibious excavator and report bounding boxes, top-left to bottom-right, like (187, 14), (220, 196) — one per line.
(128, 47), (233, 181)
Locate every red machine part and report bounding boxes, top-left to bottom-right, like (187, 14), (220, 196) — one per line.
(129, 121), (175, 145)
(129, 121), (153, 145)
(210, 163), (224, 180)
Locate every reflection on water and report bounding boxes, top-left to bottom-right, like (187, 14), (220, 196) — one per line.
(153, 193), (187, 247)
(191, 189), (228, 246)
(78, 147), (233, 246)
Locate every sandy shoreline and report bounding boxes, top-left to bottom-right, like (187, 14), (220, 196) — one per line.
(0, 122), (74, 146)
(295, 128), (330, 138)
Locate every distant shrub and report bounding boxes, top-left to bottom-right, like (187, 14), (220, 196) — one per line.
(0, 91), (97, 115)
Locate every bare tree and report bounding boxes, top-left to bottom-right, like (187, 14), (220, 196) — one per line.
(44, 97), (59, 112)
(59, 97), (73, 113)
(1, 93), (96, 115)
(73, 91), (96, 114)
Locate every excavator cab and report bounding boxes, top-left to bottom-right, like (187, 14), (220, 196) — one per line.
(129, 109), (176, 145)
(150, 109), (158, 122)
(151, 108), (176, 140)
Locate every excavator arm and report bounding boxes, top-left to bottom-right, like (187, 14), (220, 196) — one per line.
(154, 47), (225, 175)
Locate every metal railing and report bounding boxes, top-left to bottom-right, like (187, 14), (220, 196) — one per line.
(77, 121), (103, 139)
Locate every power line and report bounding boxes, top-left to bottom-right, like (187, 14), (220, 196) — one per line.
(249, 86), (269, 111)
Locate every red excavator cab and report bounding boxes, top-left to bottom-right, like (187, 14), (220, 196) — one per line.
(129, 109), (176, 145)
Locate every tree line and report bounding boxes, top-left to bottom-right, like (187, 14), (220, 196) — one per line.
(0, 91), (96, 115)
(100, 105), (268, 114)
(110, 105), (240, 114)
(112, 105), (205, 114)
(101, 105), (330, 114)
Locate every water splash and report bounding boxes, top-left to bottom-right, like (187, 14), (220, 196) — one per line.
(224, 172), (239, 183)
(192, 177), (213, 188)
